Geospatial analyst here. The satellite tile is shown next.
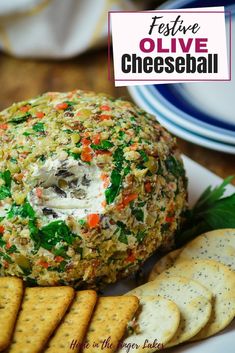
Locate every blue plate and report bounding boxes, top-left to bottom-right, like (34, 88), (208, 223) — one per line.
(128, 84), (235, 154)
(143, 0), (235, 144)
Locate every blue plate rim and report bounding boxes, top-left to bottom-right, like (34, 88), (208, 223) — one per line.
(133, 85), (235, 151)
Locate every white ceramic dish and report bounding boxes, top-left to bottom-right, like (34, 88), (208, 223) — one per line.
(103, 155), (235, 352)
(128, 85), (235, 154)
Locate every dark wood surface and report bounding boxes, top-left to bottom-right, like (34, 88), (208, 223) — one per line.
(0, 49), (234, 184)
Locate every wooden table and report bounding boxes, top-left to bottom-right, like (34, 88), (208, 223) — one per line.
(0, 49), (234, 185)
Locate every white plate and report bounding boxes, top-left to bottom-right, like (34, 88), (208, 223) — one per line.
(103, 155), (235, 352)
(128, 85), (235, 154)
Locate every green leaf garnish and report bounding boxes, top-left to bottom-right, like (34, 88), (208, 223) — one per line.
(176, 176), (235, 246)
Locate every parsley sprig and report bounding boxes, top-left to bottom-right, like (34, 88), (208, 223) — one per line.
(176, 176), (235, 247)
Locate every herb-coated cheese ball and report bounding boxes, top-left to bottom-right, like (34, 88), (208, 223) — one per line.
(0, 90), (187, 287)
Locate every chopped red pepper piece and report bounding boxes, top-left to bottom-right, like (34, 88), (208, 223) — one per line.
(54, 256), (64, 263)
(36, 187), (43, 198)
(165, 216), (175, 223)
(81, 138), (91, 146)
(87, 214), (100, 228)
(81, 146), (93, 162)
(144, 182), (152, 193)
(55, 102), (68, 110)
(38, 261), (49, 269)
(117, 193), (138, 210)
(35, 112), (45, 119)
(100, 105), (111, 111)
(0, 123), (8, 130)
(6, 242), (11, 249)
(20, 105), (30, 112)
(126, 252), (136, 262)
(99, 114), (111, 121)
(92, 133), (101, 145)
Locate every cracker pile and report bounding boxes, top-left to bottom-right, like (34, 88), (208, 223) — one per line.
(0, 229), (234, 353)
(146, 228), (235, 346)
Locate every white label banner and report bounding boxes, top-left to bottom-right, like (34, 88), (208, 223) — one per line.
(110, 7), (229, 86)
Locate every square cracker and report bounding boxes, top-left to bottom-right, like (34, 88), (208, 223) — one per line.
(82, 296), (139, 353)
(8, 286), (74, 353)
(0, 277), (23, 351)
(45, 290), (97, 353)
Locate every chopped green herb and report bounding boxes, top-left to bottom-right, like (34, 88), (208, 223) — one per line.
(20, 266), (32, 276)
(10, 113), (30, 124)
(6, 245), (19, 254)
(48, 260), (68, 273)
(0, 238), (6, 247)
(25, 277), (37, 286)
(33, 122), (45, 132)
(0, 186), (11, 200)
(0, 170), (12, 200)
(91, 140), (113, 150)
(123, 165), (131, 175)
(116, 221), (131, 245)
(131, 208), (144, 222)
(0, 250), (13, 263)
(39, 155), (46, 161)
(0, 170), (11, 188)
(10, 158), (17, 164)
(136, 230), (146, 243)
(63, 129), (74, 134)
(76, 247), (83, 258)
(113, 147), (124, 170)
(133, 125), (142, 134)
(165, 156), (185, 177)
(161, 223), (171, 232)
(105, 169), (122, 204)
(39, 220), (77, 251)
(64, 101), (78, 106)
(67, 150), (81, 160)
(137, 201), (146, 207)
(139, 150), (149, 162)
(78, 219), (86, 226)
(118, 131), (125, 140)
(23, 131), (32, 136)
(8, 202), (35, 219)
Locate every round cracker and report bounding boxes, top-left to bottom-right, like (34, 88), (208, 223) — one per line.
(128, 276), (212, 347)
(148, 249), (182, 281)
(176, 229), (235, 270)
(163, 259), (235, 340)
(117, 296), (180, 353)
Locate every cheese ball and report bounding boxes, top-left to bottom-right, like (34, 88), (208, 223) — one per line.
(0, 90), (187, 287)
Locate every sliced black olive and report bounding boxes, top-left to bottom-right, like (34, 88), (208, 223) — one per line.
(69, 178), (78, 187)
(81, 175), (91, 186)
(55, 169), (74, 178)
(42, 207), (58, 218)
(52, 185), (67, 197)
